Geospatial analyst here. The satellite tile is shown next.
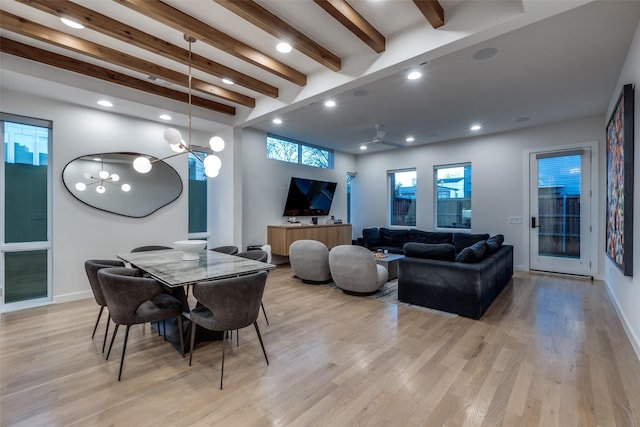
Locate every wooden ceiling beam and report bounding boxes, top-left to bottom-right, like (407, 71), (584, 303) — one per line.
(0, 11), (255, 108)
(214, 0), (342, 72)
(413, 0), (445, 29)
(0, 37), (235, 116)
(313, 0), (385, 53)
(115, 0), (307, 86)
(15, 0), (278, 98)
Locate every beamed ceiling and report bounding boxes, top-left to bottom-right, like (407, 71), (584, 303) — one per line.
(1, 1), (640, 154)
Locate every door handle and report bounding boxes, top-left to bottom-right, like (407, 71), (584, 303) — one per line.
(531, 217), (538, 229)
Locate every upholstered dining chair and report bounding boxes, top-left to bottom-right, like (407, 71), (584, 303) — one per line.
(131, 245), (172, 253)
(188, 270), (269, 389)
(236, 250), (270, 325)
(98, 267), (184, 381)
(84, 259), (125, 353)
(210, 245), (239, 255)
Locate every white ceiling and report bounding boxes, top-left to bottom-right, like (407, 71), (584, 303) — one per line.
(1, 0), (639, 155)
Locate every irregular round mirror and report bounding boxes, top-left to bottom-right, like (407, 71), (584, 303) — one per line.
(62, 152), (182, 218)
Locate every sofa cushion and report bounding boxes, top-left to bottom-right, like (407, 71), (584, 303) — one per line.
(455, 240), (487, 263)
(379, 228), (409, 247)
(403, 242), (456, 261)
(452, 233), (490, 254)
(486, 234), (505, 254)
(362, 228), (382, 248)
(408, 229), (453, 244)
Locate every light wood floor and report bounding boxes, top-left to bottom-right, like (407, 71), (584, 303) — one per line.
(2, 266), (640, 426)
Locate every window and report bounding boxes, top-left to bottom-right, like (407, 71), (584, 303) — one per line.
(388, 169), (416, 226)
(435, 163), (471, 229)
(267, 134), (333, 169)
(2, 114), (52, 307)
(347, 173), (355, 223)
(188, 152), (207, 234)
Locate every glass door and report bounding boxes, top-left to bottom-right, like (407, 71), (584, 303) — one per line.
(1, 114), (52, 311)
(529, 149), (591, 276)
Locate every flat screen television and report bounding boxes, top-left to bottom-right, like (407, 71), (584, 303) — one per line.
(282, 177), (337, 216)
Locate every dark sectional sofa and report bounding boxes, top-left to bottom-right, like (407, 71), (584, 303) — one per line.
(359, 227), (513, 319)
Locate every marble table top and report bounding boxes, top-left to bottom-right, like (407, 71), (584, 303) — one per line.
(117, 249), (275, 287)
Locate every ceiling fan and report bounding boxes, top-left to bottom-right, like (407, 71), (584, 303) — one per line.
(358, 124), (405, 149)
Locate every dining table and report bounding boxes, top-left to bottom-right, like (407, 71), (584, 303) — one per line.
(116, 248), (276, 353)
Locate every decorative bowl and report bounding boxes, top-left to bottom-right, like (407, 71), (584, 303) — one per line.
(174, 240), (207, 260)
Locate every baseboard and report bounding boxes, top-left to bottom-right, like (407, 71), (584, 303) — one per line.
(54, 290), (93, 304)
(603, 278), (640, 362)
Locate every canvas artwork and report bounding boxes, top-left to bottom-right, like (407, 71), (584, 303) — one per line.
(606, 84), (634, 276)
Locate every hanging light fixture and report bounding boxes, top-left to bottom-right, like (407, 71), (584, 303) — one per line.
(133, 35), (224, 178)
(75, 158), (131, 194)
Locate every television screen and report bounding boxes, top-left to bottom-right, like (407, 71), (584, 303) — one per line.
(283, 177), (337, 216)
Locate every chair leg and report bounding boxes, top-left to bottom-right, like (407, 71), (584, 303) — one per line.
(118, 325), (131, 381)
(261, 302), (269, 325)
(92, 306), (105, 339)
(177, 315), (185, 357)
(106, 324), (119, 360)
(102, 313), (111, 354)
(253, 321), (269, 365)
(188, 322), (197, 366)
(220, 330), (227, 390)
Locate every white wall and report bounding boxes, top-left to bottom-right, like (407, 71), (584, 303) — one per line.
(604, 21), (640, 359)
(1, 90), (197, 303)
(240, 128), (357, 252)
(352, 115), (604, 272)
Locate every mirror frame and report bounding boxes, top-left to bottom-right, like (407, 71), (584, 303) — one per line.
(62, 152), (183, 218)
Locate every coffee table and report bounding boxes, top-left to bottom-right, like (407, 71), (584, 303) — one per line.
(373, 253), (404, 280)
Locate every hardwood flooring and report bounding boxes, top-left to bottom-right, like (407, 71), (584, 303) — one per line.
(1, 266), (640, 426)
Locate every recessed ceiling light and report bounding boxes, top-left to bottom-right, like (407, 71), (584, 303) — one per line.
(222, 78), (234, 85)
(97, 100), (113, 107)
(272, 118), (282, 124)
(407, 71), (422, 80)
(360, 145), (368, 150)
(405, 136), (415, 142)
(159, 114), (172, 121)
(470, 124), (482, 131)
(61, 17), (84, 29)
(473, 47), (498, 60)
(324, 100), (336, 108)
(276, 42), (292, 53)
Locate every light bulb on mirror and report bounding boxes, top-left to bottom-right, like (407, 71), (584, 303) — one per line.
(209, 136), (225, 152)
(110, 174), (120, 182)
(121, 184), (131, 192)
(133, 156), (152, 173)
(98, 170), (110, 180)
(164, 127), (182, 145)
(170, 141), (186, 153)
(96, 185), (106, 194)
(75, 182), (87, 191)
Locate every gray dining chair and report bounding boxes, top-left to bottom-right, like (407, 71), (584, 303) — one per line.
(211, 245), (239, 255)
(131, 245), (172, 252)
(236, 250), (270, 325)
(84, 259), (125, 353)
(98, 267), (184, 381)
(188, 270), (269, 389)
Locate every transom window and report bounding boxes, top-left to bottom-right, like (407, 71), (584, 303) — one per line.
(435, 163), (471, 229)
(267, 134), (333, 169)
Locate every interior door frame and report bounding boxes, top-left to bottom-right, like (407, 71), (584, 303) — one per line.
(522, 141), (599, 277)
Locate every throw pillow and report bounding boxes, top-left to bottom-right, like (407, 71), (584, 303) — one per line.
(486, 234), (505, 254)
(362, 228), (381, 248)
(452, 233), (490, 254)
(455, 240), (487, 263)
(403, 242), (456, 261)
(380, 228), (409, 247)
(408, 229), (453, 244)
